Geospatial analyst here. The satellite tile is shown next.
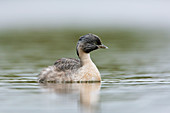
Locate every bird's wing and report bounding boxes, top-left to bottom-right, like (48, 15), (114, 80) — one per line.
(54, 58), (81, 71)
(38, 58), (81, 83)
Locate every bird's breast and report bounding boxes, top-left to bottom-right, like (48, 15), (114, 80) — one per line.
(74, 62), (101, 82)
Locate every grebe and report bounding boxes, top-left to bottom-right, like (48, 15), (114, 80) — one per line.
(38, 33), (108, 83)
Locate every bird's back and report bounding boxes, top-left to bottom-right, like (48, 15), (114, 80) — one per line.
(38, 58), (81, 83)
(54, 58), (81, 71)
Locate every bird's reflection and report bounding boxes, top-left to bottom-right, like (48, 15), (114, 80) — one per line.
(40, 82), (101, 113)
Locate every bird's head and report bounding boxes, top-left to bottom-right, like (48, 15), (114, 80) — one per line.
(76, 33), (108, 57)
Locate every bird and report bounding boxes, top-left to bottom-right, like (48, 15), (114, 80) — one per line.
(38, 33), (108, 83)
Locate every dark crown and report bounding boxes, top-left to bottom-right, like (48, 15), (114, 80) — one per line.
(78, 33), (102, 45)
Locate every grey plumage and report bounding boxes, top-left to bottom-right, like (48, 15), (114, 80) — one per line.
(54, 58), (81, 71)
(38, 58), (81, 83)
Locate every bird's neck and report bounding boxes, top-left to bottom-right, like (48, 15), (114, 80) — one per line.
(78, 50), (93, 66)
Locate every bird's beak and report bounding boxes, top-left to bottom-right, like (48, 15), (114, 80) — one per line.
(98, 44), (108, 49)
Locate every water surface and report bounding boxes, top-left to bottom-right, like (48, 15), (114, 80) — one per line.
(0, 29), (170, 113)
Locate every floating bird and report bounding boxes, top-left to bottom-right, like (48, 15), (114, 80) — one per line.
(38, 33), (108, 83)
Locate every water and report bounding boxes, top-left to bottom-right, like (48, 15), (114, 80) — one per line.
(0, 29), (170, 113)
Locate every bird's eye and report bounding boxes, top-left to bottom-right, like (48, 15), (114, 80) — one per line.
(79, 36), (84, 41)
